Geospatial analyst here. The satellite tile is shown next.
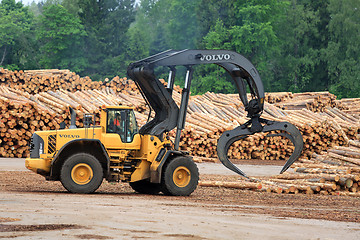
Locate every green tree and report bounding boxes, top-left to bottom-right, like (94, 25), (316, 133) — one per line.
(125, 25), (150, 63)
(124, 0), (153, 63)
(193, 0), (287, 94)
(129, 0), (170, 55)
(196, 0), (237, 37)
(61, 0), (81, 16)
(76, 0), (106, 79)
(28, 1), (43, 17)
(102, 0), (136, 76)
(164, 0), (200, 50)
(125, 0), (202, 85)
(307, 0), (331, 92)
(0, 0), (34, 69)
(274, 0), (322, 92)
(77, 0), (135, 79)
(192, 20), (235, 94)
(327, 0), (360, 98)
(129, 0), (201, 54)
(37, 4), (87, 72)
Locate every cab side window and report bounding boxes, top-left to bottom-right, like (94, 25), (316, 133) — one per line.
(127, 110), (139, 142)
(106, 110), (126, 142)
(106, 109), (139, 143)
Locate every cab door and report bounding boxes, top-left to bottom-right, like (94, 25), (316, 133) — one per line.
(102, 109), (140, 149)
(102, 109), (127, 149)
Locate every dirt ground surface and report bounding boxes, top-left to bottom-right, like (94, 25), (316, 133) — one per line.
(0, 159), (360, 239)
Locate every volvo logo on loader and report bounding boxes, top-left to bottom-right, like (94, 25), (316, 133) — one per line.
(199, 53), (231, 61)
(59, 134), (80, 138)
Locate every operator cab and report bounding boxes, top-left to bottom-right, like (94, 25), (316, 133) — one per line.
(105, 108), (139, 143)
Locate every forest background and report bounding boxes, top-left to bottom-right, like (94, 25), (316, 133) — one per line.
(0, 0), (359, 98)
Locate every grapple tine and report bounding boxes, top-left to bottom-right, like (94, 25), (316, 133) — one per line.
(217, 127), (253, 178)
(217, 120), (303, 177)
(261, 121), (303, 173)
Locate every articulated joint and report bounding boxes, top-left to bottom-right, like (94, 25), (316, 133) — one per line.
(245, 99), (262, 118)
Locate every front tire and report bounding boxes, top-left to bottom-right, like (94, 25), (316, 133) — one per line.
(161, 157), (199, 196)
(60, 153), (103, 194)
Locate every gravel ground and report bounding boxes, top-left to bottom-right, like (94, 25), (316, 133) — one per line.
(1, 170), (360, 239)
(0, 157), (290, 176)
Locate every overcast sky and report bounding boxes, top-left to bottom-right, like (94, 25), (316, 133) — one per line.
(17, 0), (39, 5)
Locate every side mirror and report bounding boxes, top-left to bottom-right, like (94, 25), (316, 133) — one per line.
(84, 113), (95, 128)
(69, 107), (77, 129)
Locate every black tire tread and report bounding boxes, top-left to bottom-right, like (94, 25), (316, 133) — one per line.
(60, 153), (103, 194)
(161, 156), (199, 196)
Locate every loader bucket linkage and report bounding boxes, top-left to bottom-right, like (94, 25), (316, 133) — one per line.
(127, 49), (304, 177)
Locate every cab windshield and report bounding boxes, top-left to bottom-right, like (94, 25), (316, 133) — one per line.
(106, 109), (138, 143)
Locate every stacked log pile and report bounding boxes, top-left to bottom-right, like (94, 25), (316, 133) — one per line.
(264, 92), (293, 103)
(337, 98), (360, 118)
(1, 83), (359, 160)
(273, 92), (346, 112)
(0, 68), (176, 97)
(101, 77), (182, 95)
(102, 76), (139, 95)
(180, 92), (359, 161)
(0, 68), (360, 164)
(0, 68), (105, 94)
(0, 86), (60, 157)
(200, 140), (360, 197)
(0, 85), (148, 157)
(256, 140), (360, 196)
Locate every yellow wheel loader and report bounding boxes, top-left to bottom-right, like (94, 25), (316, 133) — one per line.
(25, 49), (303, 196)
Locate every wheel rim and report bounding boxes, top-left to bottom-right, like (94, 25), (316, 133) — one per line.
(71, 163), (93, 185)
(173, 166), (191, 187)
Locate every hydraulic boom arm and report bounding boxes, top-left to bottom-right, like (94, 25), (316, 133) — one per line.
(127, 49), (303, 177)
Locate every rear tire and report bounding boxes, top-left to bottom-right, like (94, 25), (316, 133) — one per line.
(161, 157), (199, 196)
(60, 153), (103, 194)
(129, 179), (161, 194)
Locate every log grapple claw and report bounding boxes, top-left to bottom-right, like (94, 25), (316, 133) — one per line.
(217, 117), (303, 177)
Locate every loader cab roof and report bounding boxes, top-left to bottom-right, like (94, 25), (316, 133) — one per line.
(103, 106), (135, 110)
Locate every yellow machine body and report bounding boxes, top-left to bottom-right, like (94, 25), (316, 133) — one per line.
(25, 106), (172, 184)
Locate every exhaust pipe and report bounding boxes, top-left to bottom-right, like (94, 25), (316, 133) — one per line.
(69, 107), (77, 129)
